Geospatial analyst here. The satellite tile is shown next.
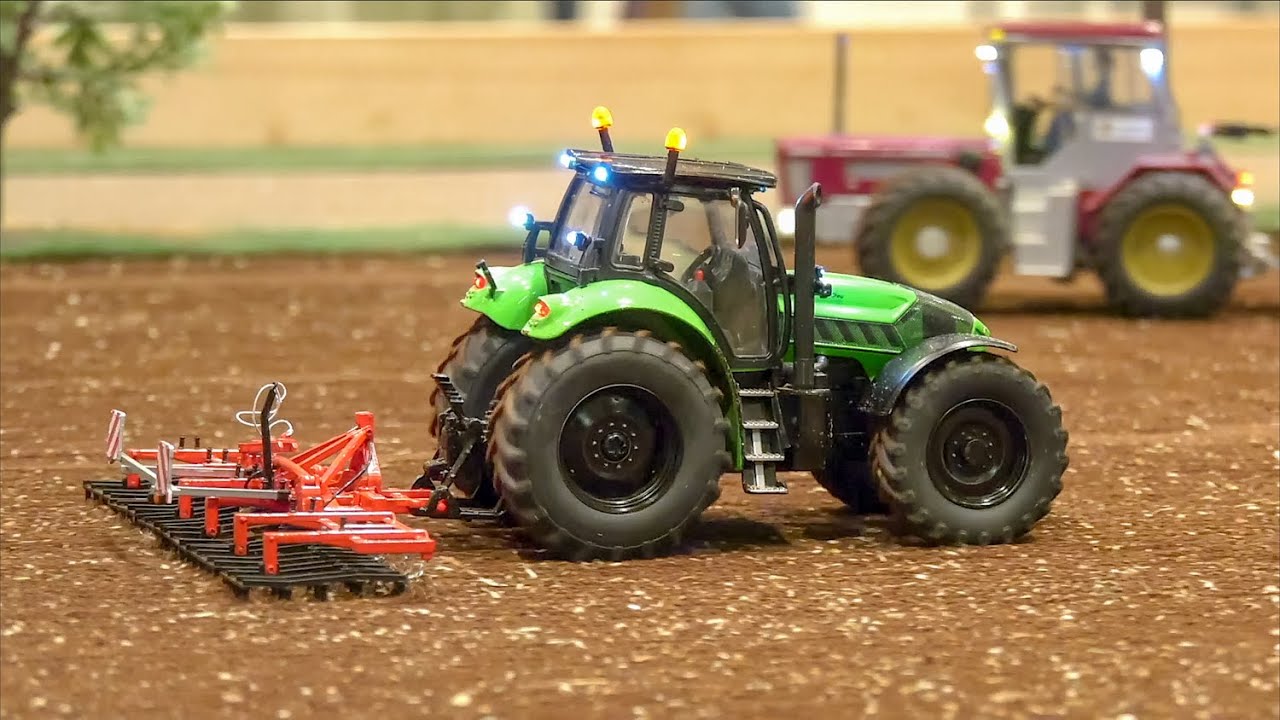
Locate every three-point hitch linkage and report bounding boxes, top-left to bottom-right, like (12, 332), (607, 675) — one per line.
(87, 383), (440, 598)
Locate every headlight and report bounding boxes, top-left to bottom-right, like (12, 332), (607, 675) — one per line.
(983, 111), (1010, 143)
(776, 208), (796, 236)
(1232, 187), (1255, 208)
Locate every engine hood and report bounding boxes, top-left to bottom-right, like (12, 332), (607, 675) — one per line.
(811, 271), (986, 340)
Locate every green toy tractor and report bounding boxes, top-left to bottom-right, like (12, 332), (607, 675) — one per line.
(417, 108), (1069, 560)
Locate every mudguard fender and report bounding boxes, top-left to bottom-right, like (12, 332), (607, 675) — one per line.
(859, 333), (1018, 416)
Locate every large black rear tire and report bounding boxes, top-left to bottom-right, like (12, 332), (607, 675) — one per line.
(872, 353), (1068, 545)
(813, 457), (889, 514)
(1094, 172), (1241, 318)
(428, 316), (535, 502)
(857, 165), (1007, 310)
(490, 329), (730, 561)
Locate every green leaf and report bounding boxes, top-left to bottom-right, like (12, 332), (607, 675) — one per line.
(6, 0), (230, 154)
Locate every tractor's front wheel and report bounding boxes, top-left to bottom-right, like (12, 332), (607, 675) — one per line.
(872, 353), (1068, 545)
(1095, 172), (1241, 317)
(490, 329), (730, 560)
(857, 165), (1007, 309)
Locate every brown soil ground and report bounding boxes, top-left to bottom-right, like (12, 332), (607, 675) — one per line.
(1, 252), (1278, 720)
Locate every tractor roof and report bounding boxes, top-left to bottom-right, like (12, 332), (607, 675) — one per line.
(564, 149), (777, 190)
(991, 20), (1165, 43)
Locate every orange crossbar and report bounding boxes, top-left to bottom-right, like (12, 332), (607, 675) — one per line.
(262, 529), (436, 574)
(232, 510), (435, 574)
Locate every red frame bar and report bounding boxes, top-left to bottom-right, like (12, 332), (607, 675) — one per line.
(119, 408), (442, 574)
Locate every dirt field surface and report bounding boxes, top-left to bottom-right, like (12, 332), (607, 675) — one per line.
(1, 252), (1278, 720)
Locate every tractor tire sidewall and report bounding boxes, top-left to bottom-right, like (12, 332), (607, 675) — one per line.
(429, 316), (534, 502)
(857, 165), (1007, 309)
(814, 457), (889, 514)
(494, 333), (727, 557)
(431, 317), (534, 428)
(877, 356), (1066, 542)
(1095, 171), (1241, 318)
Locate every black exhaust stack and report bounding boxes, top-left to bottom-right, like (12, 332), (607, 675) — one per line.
(787, 182), (831, 470)
(792, 182), (823, 391)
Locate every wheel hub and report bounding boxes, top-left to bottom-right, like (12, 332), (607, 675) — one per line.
(595, 427), (635, 464)
(960, 436), (995, 470)
(928, 400), (1030, 509)
(558, 385), (681, 514)
(1155, 233), (1183, 254)
(915, 226), (952, 259)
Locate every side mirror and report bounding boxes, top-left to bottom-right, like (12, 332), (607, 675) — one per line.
(730, 188), (751, 248)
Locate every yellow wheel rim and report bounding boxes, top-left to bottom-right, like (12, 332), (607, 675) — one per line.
(888, 198), (982, 290)
(1120, 203), (1216, 297)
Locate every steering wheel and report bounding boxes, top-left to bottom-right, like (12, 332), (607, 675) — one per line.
(680, 244), (731, 285)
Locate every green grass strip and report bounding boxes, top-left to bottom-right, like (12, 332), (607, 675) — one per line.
(0, 224), (522, 261)
(3, 133), (1272, 176)
(2, 203), (1273, 262)
(2, 138), (777, 176)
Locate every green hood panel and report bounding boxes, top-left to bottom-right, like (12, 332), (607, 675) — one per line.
(812, 272), (919, 325)
(460, 261), (549, 331)
(522, 279), (716, 344)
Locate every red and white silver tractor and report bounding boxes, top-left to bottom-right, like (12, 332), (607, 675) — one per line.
(774, 20), (1277, 316)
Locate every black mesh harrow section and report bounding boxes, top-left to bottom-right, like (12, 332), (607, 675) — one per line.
(85, 481), (411, 599)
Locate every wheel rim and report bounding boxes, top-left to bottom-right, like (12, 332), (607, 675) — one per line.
(926, 399), (1029, 509)
(558, 385), (682, 514)
(888, 197), (983, 290)
(1120, 203), (1216, 297)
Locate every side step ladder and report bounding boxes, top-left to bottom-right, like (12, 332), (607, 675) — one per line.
(738, 385), (788, 494)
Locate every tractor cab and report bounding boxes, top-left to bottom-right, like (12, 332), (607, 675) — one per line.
(511, 114), (788, 367)
(979, 21), (1180, 169)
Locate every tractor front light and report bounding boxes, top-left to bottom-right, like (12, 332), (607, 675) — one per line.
(983, 111), (1010, 142)
(1232, 187), (1255, 208)
(533, 299), (552, 321)
(1233, 171), (1256, 207)
(776, 208), (796, 237)
(974, 44), (998, 62)
(508, 205), (533, 229)
(1139, 48), (1164, 77)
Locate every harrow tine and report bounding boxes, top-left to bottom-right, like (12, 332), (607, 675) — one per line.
(106, 410), (126, 463)
(156, 440), (175, 504)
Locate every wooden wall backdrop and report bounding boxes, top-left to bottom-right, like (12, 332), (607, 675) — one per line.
(8, 20), (1278, 150)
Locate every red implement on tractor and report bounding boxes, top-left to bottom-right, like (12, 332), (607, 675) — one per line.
(86, 383), (439, 598)
(775, 20), (1278, 317)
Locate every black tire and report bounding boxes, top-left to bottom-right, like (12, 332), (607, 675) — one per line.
(857, 165), (1007, 309)
(813, 458), (889, 514)
(872, 353), (1068, 545)
(1094, 171), (1241, 318)
(428, 316), (535, 501)
(490, 328), (731, 561)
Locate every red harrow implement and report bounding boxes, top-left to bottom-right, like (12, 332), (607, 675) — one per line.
(85, 383), (438, 598)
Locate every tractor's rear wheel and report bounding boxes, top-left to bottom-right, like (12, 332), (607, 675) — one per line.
(857, 165), (1007, 309)
(490, 329), (730, 561)
(871, 353), (1068, 545)
(1095, 172), (1241, 317)
(813, 456), (889, 514)
(428, 316), (535, 504)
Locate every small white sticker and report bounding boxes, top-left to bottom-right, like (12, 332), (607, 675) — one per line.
(1092, 116), (1155, 143)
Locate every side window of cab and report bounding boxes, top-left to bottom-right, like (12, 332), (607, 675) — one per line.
(613, 192), (655, 270)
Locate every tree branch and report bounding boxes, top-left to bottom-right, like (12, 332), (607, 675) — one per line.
(2, 0), (45, 64)
(1, 0), (46, 123)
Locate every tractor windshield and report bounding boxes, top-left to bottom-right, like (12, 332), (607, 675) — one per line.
(547, 178), (613, 269)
